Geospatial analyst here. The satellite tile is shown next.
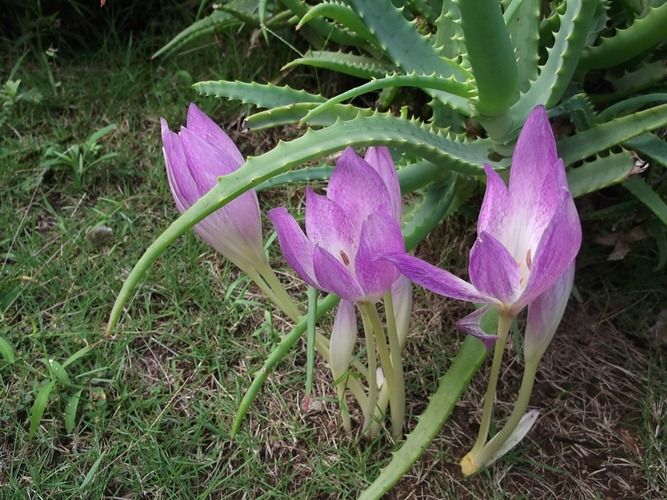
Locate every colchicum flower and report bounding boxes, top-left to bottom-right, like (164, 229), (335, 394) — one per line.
(161, 103), (300, 320)
(382, 105), (581, 473)
(269, 147), (408, 438)
(383, 105), (581, 334)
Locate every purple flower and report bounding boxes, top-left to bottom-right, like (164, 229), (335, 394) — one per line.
(161, 103), (266, 271)
(268, 147), (404, 302)
(383, 105), (581, 322)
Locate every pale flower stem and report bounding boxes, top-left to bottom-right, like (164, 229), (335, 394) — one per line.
(361, 302), (402, 441)
(255, 263), (302, 322)
(471, 357), (539, 468)
(383, 292), (406, 439)
(359, 304), (379, 436)
(470, 312), (513, 454)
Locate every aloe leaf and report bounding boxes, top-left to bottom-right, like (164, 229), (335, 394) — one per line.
(507, 0), (540, 92)
(624, 176), (667, 225)
(304, 287), (318, 403)
(349, 0), (470, 112)
(152, 11), (240, 59)
(245, 102), (371, 130)
(566, 151), (635, 198)
(592, 60), (667, 104)
(278, 0), (364, 46)
(434, 0), (464, 61)
(626, 133), (667, 168)
(597, 92), (667, 122)
(0, 335), (15, 364)
(29, 380), (56, 436)
(579, 3), (667, 71)
(458, 0), (518, 116)
(358, 336), (487, 500)
(508, 0), (597, 126)
(194, 80), (325, 108)
(559, 103), (667, 165)
(256, 165), (334, 191)
(301, 72), (475, 125)
(297, 2), (378, 47)
(283, 51), (394, 79)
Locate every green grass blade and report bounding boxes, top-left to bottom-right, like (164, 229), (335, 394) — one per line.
(0, 335), (16, 364)
(358, 336), (487, 500)
(624, 176), (667, 226)
(79, 453), (105, 490)
(64, 389), (83, 434)
(29, 380), (56, 437)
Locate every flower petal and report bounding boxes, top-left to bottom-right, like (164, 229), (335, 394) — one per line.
(179, 126), (239, 191)
(517, 191), (581, 311)
(327, 147), (392, 219)
(509, 105), (561, 196)
(329, 300), (358, 380)
(305, 188), (358, 256)
(313, 246), (363, 300)
(380, 253), (491, 303)
(364, 146), (402, 221)
(469, 231), (521, 303)
(355, 212), (404, 299)
(477, 164), (510, 241)
(485, 410), (540, 468)
(186, 103), (244, 167)
(524, 262), (574, 363)
(268, 207), (318, 287)
(161, 118), (200, 208)
(456, 305), (498, 349)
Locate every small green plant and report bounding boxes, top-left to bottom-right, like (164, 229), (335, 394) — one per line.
(41, 124), (119, 189)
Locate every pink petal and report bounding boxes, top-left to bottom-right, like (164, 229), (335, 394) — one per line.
(509, 105), (561, 197)
(268, 208), (318, 287)
(477, 164), (510, 241)
(186, 103), (244, 167)
(305, 188), (359, 256)
(179, 126), (239, 191)
(380, 253), (491, 303)
(355, 212), (404, 299)
(161, 118), (200, 208)
(329, 300), (358, 379)
(364, 146), (402, 221)
(516, 191), (581, 312)
(456, 305), (498, 349)
(327, 148), (393, 220)
(313, 246), (363, 300)
(524, 262), (574, 362)
(469, 231), (521, 303)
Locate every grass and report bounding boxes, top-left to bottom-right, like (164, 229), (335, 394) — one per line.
(1, 12), (666, 499)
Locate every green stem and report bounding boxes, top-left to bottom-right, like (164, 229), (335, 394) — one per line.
(469, 312), (512, 454)
(383, 292), (406, 439)
(255, 262), (302, 322)
(359, 304), (379, 436)
(361, 302), (402, 440)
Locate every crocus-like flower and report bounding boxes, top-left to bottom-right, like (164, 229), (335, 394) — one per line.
(383, 105), (581, 327)
(268, 147), (405, 303)
(161, 103), (266, 273)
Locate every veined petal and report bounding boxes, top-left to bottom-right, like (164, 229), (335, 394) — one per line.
(327, 148), (392, 220)
(268, 208), (318, 288)
(391, 275), (412, 348)
(517, 191), (581, 311)
(509, 105), (561, 197)
(364, 146), (402, 221)
(305, 188), (358, 256)
(313, 246), (363, 300)
(161, 119), (200, 208)
(524, 262), (574, 363)
(380, 253), (491, 303)
(179, 126), (238, 190)
(477, 164), (510, 241)
(186, 103), (244, 167)
(456, 305), (498, 349)
(469, 231), (521, 303)
(355, 212), (404, 299)
(329, 300), (358, 381)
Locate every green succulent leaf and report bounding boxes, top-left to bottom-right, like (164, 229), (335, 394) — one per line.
(297, 1), (378, 48)
(283, 51), (394, 79)
(458, 0), (519, 116)
(507, 0), (541, 92)
(626, 133), (667, 168)
(434, 0), (465, 61)
(194, 80), (325, 109)
(624, 176), (667, 225)
(279, 0), (364, 46)
(592, 60), (667, 104)
(566, 151), (636, 197)
(579, 3), (667, 71)
(245, 102), (370, 130)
